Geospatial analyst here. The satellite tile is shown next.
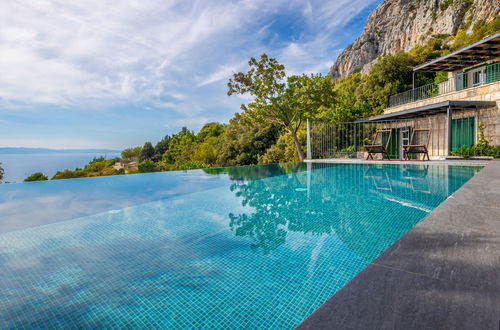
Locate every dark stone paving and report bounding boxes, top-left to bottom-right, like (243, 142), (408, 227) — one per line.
(298, 160), (500, 330)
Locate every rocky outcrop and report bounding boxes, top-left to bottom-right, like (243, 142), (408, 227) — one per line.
(329, 0), (499, 79)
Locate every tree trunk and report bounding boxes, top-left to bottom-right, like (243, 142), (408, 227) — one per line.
(288, 126), (305, 161)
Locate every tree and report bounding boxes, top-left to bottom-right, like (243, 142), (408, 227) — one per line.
(259, 130), (306, 164)
(24, 172), (48, 182)
(139, 142), (155, 161)
(162, 127), (196, 164)
(216, 116), (280, 166)
(228, 54), (335, 161)
(121, 146), (142, 161)
(0, 162), (4, 181)
(189, 122), (226, 166)
(153, 135), (171, 162)
(197, 122), (226, 142)
(138, 159), (158, 173)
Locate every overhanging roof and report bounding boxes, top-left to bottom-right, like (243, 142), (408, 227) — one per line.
(414, 33), (500, 72)
(356, 100), (497, 122)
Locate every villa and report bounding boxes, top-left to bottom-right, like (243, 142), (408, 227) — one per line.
(308, 33), (500, 160)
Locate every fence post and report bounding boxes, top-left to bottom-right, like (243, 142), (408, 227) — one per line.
(447, 106), (453, 156)
(354, 124), (357, 154)
(306, 119), (312, 160)
(412, 71), (415, 102)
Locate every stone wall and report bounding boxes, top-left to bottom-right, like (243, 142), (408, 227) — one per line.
(385, 105), (500, 159)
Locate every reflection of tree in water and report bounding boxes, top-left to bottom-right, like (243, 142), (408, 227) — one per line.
(210, 163), (459, 261)
(209, 163), (338, 255)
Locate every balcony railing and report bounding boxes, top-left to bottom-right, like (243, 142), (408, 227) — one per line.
(389, 62), (499, 107)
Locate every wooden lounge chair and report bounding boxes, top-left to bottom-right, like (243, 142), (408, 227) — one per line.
(364, 129), (392, 160)
(402, 128), (431, 161)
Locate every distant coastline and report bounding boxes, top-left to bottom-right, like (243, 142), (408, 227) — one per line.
(0, 151), (121, 182)
(0, 147), (121, 154)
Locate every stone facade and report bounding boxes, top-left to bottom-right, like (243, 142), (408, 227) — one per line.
(382, 81), (500, 159)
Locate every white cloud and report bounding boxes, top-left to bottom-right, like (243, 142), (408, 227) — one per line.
(0, 0), (380, 148)
(198, 63), (244, 87)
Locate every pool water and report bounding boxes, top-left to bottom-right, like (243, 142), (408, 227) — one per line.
(0, 163), (480, 328)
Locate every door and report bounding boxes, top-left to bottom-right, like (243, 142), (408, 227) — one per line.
(382, 127), (411, 159)
(452, 117), (475, 152)
(400, 127), (411, 160)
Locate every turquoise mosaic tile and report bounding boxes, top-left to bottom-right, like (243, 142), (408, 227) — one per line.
(0, 163), (480, 328)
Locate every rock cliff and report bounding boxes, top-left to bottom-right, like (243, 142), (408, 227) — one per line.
(329, 0), (499, 79)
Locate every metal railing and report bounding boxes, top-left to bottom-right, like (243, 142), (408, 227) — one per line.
(389, 78), (454, 107)
(389, 63), (500, 107)
(309, 118), (449, 160)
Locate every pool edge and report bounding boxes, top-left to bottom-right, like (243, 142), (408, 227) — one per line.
(297, 159), (500, 330)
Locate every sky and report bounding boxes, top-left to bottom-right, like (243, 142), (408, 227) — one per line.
(0, 0), (381, 150)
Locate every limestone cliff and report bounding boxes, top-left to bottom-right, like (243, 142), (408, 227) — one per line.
(330, 0), (499, 79)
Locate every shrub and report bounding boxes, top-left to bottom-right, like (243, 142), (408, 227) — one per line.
(451, 145), (500, 159)
(138, 160), (158, 173)
(24, 172), (48, 182)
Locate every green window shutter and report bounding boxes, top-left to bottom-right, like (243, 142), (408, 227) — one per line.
(485, 62), (499, 84)
(452, 117), (475, 152)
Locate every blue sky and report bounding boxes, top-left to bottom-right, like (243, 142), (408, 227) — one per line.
(0, 0), (381, 150)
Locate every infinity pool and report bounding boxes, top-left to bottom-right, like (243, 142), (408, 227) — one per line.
(0, 163), (480, 328)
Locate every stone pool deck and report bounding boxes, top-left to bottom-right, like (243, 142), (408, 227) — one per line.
(298, 159), (500, 330)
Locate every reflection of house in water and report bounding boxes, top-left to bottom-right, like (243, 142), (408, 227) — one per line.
(402, 165), (430, 193)
(364, 166), (393, 191)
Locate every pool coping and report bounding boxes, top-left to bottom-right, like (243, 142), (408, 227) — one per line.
(297, 159), (500, 330)
(305, 158), (490, 166)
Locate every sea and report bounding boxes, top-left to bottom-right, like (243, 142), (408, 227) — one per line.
(0, 152), (121, 183)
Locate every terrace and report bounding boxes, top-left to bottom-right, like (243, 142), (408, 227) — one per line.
(389, 33), (500, 108)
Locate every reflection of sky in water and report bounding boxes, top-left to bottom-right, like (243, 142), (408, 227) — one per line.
(0, 170), (233, 232)
(0, 163), (480, 328)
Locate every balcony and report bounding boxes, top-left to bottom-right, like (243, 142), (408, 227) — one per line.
(389, 62), (499, 107)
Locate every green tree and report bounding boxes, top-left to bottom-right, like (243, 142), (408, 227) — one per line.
(197, 122), (226, 142)
(138, 159), (158, 173)
(121, 146), (142, 161)
(139, 142), (155, 161)
(228, 54), (335, 161)
(0, 162), (4, 181)
(191, 136), (222, 165)
(24, 172), (48, 182)
(259, 129), (306, 164)
(216, 116), (280, 166)
(162, 127), (196, 164)
(153, 135), (171, 162)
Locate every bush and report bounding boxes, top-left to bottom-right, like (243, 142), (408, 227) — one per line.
(452, 145), (500, 159)
(175, 161), (208, 171)
(52, 169), (86, 180)
(259, 130), (306, 164)
(24, 172), (48, 182)
(138, 160), (158, 173)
